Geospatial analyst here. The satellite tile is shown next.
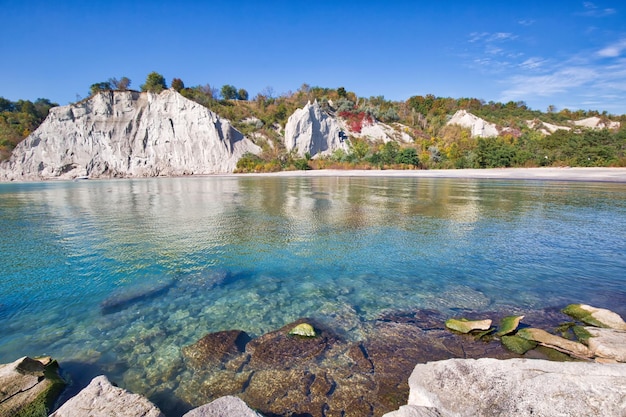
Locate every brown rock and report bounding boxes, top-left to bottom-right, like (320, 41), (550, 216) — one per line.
(182, 330), (250, 370)
(246, 318), (338, 369)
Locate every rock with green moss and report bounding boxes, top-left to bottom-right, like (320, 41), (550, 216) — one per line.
(496, 315), (524, 337)
(0, 356), (65, 417)
(562, 304), (626, 330)
(501, 335), (537, 354)
(517, 328), (592, 360)
(288, 322), (316, 337)
(445, 318), (492, 334)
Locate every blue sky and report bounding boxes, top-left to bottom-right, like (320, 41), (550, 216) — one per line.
(2, 0), (626, 114)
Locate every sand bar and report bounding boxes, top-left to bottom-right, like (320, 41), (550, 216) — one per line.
(232, 167), (626, 183)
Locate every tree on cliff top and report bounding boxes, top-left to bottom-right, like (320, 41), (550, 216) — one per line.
(141, 72), (167, 93)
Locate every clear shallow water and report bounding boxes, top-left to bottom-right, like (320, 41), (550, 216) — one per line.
(1, 176), (626, 406)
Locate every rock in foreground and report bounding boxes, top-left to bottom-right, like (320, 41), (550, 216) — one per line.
(384, 358), (626, 417)
(182, 395), (263, 417)
(49, 375), (164, 417)
(0, 356), (65, 417)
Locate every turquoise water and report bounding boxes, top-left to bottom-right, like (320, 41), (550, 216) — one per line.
(1, 176), (625, 404)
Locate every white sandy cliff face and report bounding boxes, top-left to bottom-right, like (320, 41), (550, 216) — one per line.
(284, 100), (349, 157)
(0, 90), (261, 180)
(447, 110), (499, 138)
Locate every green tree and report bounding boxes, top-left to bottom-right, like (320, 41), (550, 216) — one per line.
(237, 88), (249, 101)
(141, 72), (167, 93)
(171, 78), (185, 92)
(397, 147), (419, 166)
(90, 81), (112, 96)
(220, 84), (238, 100)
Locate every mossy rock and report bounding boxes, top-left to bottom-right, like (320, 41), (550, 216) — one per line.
(445, 318), (492, 334)
(496, 315), (524, 337)
(562, 304), (626, 330)
(501, 335), (537, 354)
(572, 326), (592, 344)
(288, 323), (316, 337)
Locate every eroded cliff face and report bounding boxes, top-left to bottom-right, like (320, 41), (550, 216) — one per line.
(0, 90), (260, 180)
(283, 100), (348, 157)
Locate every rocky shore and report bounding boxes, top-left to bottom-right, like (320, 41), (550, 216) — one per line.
(3, 303), (626, 417)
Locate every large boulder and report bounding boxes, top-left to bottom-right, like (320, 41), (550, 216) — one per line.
(283, 100), (348, 157)
(390, 358), (626, 417)
(0, 356), (65, 417)
(0, 90), (261, 180)
(182, 395), (263, 417)
(49, 375), (164, 417)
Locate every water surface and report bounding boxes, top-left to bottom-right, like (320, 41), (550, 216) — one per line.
(1, 176), (625, 408)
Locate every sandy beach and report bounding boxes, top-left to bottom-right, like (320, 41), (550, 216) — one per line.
(234, 167), (626, 183)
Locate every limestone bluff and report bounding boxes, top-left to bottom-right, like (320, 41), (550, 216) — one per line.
(0, 90), (261, 181)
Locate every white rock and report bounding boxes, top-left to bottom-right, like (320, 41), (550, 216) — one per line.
(182, 395), (264, 417)
(447, 110), (498, 138)
(0, 90), (260, 181)
(586, 327), (626, 362)
(49, 375), (164, 417)
(283, 100), (348, 157)
(382, 405), (442, 417)
(573, 116), (620, 129)
(404, 358), (626, 417)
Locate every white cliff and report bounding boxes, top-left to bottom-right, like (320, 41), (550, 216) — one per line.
(283, 100), (348, 157)
(0, 90), (260, 181)
(447, 110), (499, 138)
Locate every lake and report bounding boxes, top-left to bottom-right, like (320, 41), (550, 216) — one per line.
(1, 175), (625, 413)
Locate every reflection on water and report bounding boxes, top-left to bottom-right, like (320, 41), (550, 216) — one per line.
(1, 176), (625, 410)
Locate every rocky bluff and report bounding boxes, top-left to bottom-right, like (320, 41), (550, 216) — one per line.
(0, 90), (261, 180)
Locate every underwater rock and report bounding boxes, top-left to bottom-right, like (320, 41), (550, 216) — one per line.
(585, 327), (626, 362)
(495, 315), (524, 337)
(0, 356), (65, 417)
(50, 375), (164, 417)
(445, 318), (492, 334)
(100, 279), (174, 315)
(182, 395), (263, 417)
(246, 318), (337, 368)
(182, 330), (251, 371)
(288, 323), (316, 337)
(500, 335), (537, 354)
(396, 358), (626, 417)
(516, 328), (592, 360)
(562, 304), (626, 330)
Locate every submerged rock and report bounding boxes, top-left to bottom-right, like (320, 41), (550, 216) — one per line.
(393, 358), (626, 417)
(562, 304), (626, 330)
(49, 375), (164, 417)
(500, 335), (537, 355)
(0, 356), (65, 417)
(182, 330), (251, 371)
(100, 279), (175, 315)
(444, 318), (492, 334)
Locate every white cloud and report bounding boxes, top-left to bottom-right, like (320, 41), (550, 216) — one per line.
(520, 57), (547, 70)
(579, 2), (617, 17)
(598, 39), (626, 57)
(518, 19), (536, 26)
(500, 67), (598, 101)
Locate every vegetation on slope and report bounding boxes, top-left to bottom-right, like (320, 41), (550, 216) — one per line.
(2, 71), (625, 168)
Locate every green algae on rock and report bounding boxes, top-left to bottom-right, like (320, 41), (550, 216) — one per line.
(517, 328), (592, 360)
(496, 315), (524, 337)
(0, 356), (65, 417)
(562, 304), (626, 330)
(445, 318), (492, 334)
(288, 323), (316, 337)
(500, 335), (537, 354)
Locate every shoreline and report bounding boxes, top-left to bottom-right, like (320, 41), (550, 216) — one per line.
(230, 167), (626, 183)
